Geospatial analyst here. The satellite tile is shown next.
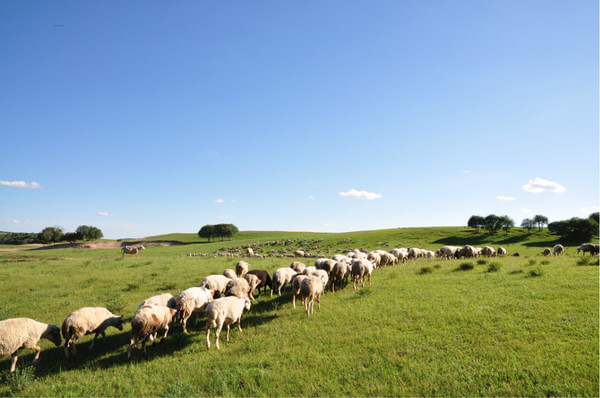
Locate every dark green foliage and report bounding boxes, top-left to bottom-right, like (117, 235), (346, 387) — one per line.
(548, 217), (599, 242)
(38, 226), (64, 244)
(198, 224), (239, 242)
(418, 266), (433, 274)
(528, 268), (544, 277)
(468, 215), (485, 232)
(487, 262), (501, 272)
(458, 262), (474, 271)
(75, 225), (103, 241)
(477, 259), (488, 265)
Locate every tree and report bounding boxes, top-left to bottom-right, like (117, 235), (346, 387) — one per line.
(548, 217), (598, 242)
(75, 225), (103, 241)
(533, 215), (549, 231)
(38, 226), (64, 244)
(589, 212), (599, 224)
(467, 215), (485, 232)
(500, 215), (515, 235)
(63, 232), (79, 244)
(521, 218), (535, 232)
(484, 214), (502, 234)
(198, 225), (215, 242)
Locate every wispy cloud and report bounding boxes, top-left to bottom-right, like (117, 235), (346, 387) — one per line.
(4, 219), (21, 224)
(461, 170), (472, 174)
(0, 180), (41, 189)
(339, 189), (382, 200)
(215, 199), (225, 203)
(522, 178), (566, 193)
(97, 212), (114, 217)
(497, 196), (516, 201)
(218, 214), (234, 219)
(308, 196), (315, 200)
(521, 208), (532, 214)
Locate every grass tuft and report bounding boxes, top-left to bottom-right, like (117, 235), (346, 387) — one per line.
(487, 262), (501, 272)
(528, 268), (544, 277)
(456, 262), (474, 271)
(418, 266), (433, 275)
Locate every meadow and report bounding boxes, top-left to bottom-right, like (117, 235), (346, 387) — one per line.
(0, 227), (597, 397)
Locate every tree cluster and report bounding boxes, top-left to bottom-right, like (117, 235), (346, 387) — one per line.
(467, 215), (515, 234)
(548, 213), (599, 242)
(198, 224), (239, 242)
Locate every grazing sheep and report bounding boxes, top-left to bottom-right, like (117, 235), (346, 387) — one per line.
(438, 246), (461, 260)
(300, 276), (324, 317)
(62, 307), (124, 359)
(307, 269), (329, 292)
(481, 246), (497, 258)
(295, 249), (305, 257)
(127, 304), (178, 359)
(223, 269), (237, 279)
(138, 293), (176, 310)
(226, 278), (252, 299)
(175, 287), (218, 334)
(315, 258), (336, 274)
(0, 318), (61, 373)
(121, 245), (145, 257)
(271, 268), (298, 296)
(205, 297), (252, 350)
(246, 248), (254, 257)
(577, 243), (595, 255)
(542, 248), (552, 256)
(379, 252), (397, 266)
(246, 270), (272, 296)
(366, 252), (381, 267)
(351, 259), (374, 289)
(200, 275), (231, 295)
(243, 273), (261, 299)
(290, 261), (306, 274)
(460, 245), (476, 258)
(497, 247), (508, 256)
(291, 275), (309, 308)
(236, 261), (250, 277)
(553, 244), (565, 256)
(331, 261), (350, 293)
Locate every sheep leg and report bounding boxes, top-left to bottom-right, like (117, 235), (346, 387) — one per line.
(215, 323), (223, 350)
(161, 325), (169, 341)
(31, 345), (41, 364)
(292, 294), (296, 308)
(10, 353), (18, 373)
(237, 318), (243, 333)
(181, 316), (189, 334)
(226, 324), (231, 342)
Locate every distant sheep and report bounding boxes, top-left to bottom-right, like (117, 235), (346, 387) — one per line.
(0, 318), (61, 373)
(578, 243), (600, 256)
(553, 244), (565, 256)
(481, 246), (497, 258)
(379, 253), (397, 266)
(351, 259), (374, 289)
(205, 297), (252, 350)
(331, 261), (350, 293)
(127, 304), (178, 358)
(121, 245), (145, 257)
(497, 247), (508, 256)
(542, 248), (552, 256)
(61, 307), (124, 358)
(290, 261), (306, 274)
(175, 287), (218, 334)
(438, 246), (460, 260)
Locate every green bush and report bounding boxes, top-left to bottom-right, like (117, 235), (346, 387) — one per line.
(457, 262), (474, 271)
(528, 268), (544, 277)
(418, 266), (433, 275)
(487, 262), (501, 273)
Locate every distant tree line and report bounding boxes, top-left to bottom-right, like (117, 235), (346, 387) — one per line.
(0, 225), (103, 245)
(467, 212), (599, 242)
(198, 224), (239, 242)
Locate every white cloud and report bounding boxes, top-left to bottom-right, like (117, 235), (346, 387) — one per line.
(97, 212), (114, 217)
(521, 208), (532, 214)
(218, 214), (234, 219)
(522, 178), (566, 193)
(461, 170), (472, 174)
(4, 219), (21, 224)
(339, 189), (382, 200)
(215, 199), (225, 203)
(497, 196), (516, 201)
(308, 196), (315, 200)
(0, 180), (41, 189)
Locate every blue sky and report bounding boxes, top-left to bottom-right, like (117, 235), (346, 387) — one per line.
(1, 1), (598, 239)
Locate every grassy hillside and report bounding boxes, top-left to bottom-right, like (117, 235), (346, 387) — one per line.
(0, 228), (597, 396)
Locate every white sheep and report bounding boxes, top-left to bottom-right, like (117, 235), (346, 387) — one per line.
(243, 273), (261, 300)
(0, 318), (61, 373)
(290, 261), (306, 274)
(291, 274), (309, 308)
(300, 275), (324, 317)
(271, 268), (298, 296)
(542, 248), (552, 256)
(127, 304), (178, 359)
(225, 278), (252, 300)
(330, 261), (350, 293)
(200, 274), (231, 295)
(307, 269), (329, 292)
(121, 245), (145, 257)
(205, 297), (252, 350)
(61, 307), (124, 359)
(138, 293), (176, 310)
(390, 248), (409, 263)
(553, 244), (565, 256)
(175, 287), (217, 334)
(379, 252), (397, 266)
(223, 269), (237, 279)
(481, 246), (497, 257)
(497, 247), (508, 256)
(236, 261), (250, 277)
(351, 259), (374, 289)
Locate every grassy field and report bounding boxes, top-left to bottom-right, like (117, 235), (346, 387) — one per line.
(0, 228), (597, 397)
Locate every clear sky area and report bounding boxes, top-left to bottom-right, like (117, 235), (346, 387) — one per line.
(1, 1), (598, 239)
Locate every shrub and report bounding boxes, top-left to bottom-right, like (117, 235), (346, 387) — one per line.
(540, 260), (550, 265)
(487, 262), (501, 273)
(418, 266), (433, 275)
(477, 259), (487, 265)
(528, 268), (544, 277)
(457, 262), (474, 271)
(528, 259), (537, 266)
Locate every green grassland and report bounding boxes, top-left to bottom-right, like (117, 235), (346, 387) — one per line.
(0, 228), (597, 397)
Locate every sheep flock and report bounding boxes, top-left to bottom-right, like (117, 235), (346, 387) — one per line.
(0, 240), (595, 373)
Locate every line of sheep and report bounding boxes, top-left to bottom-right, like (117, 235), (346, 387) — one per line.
(3, 241), (596, 373)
